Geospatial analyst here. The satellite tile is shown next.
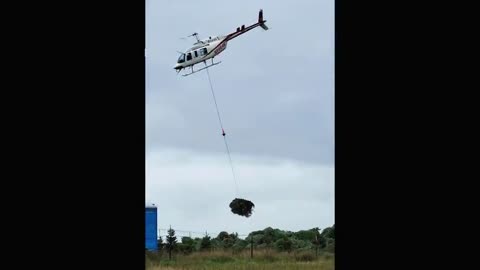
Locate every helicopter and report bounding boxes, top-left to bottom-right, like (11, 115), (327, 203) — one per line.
(174, 9), (269, 77)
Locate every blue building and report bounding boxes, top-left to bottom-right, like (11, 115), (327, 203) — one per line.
(145, 203), (158, 251)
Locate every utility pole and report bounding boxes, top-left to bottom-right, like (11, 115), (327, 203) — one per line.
(250, 236), (253, 259)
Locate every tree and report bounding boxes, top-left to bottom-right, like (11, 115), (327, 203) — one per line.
(274, 236), (293, 253)
(320, 225), (335, 240)
(328, 224), (335, 239)
(319, 225), (334, 250)
(217, 231), (230, 241)
(223, 237), (235, 250)
(216, 231), (235, 250)
(157, 236), (164, 252)
(312, 228), (323, 256)
(200, 232), (212, 251)
(165, 226), (177, 260)
(192, 237), (205, 251)
(262, 227), (275, 248)
(179, 237), (194, 255)
(294, 228), (318, 241)
(230, 232), (239, 240)
(232, 238), (248, 253)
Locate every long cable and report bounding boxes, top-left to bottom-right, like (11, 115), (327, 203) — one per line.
(205, 67), (239, 197)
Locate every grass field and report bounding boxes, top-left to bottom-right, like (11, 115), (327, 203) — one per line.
(146, 250), (334, 270)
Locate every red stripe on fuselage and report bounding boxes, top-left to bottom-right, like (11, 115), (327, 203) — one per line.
(204, 22), (263, 58)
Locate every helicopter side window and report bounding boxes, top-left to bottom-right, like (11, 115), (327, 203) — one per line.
(186, 52), (192, 61)
(194, 50), (198, 58)
(177, 53), (185, 63)
(202, 48), (207, 55)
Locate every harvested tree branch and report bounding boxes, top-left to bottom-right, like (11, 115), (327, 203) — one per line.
(229, 198), (255, 217)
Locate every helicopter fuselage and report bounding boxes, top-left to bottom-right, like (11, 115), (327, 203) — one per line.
(174, 35), (228, 71)
(174, 9), (268, 76)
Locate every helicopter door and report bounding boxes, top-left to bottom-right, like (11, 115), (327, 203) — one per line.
(186, 52), (192, 61)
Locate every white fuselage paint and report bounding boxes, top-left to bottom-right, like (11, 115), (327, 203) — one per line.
(174, 35), (228, 70)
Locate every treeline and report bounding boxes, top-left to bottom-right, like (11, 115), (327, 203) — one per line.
(156, 225), (335, 258)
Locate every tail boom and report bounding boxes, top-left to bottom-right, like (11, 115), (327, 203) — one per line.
(204, 9), (269, 58)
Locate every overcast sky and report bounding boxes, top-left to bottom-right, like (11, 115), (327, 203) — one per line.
(146, 0), (334, 239)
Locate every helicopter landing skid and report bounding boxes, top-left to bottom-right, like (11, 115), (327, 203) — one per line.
(182, 61), (222, 77)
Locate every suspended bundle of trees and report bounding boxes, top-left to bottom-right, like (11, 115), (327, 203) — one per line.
(229, 198), (255, 217)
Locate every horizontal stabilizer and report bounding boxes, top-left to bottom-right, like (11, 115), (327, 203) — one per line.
(258, 9), (268, 30)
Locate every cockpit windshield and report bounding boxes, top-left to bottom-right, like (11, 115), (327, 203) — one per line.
(177, 53), (185, 63)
